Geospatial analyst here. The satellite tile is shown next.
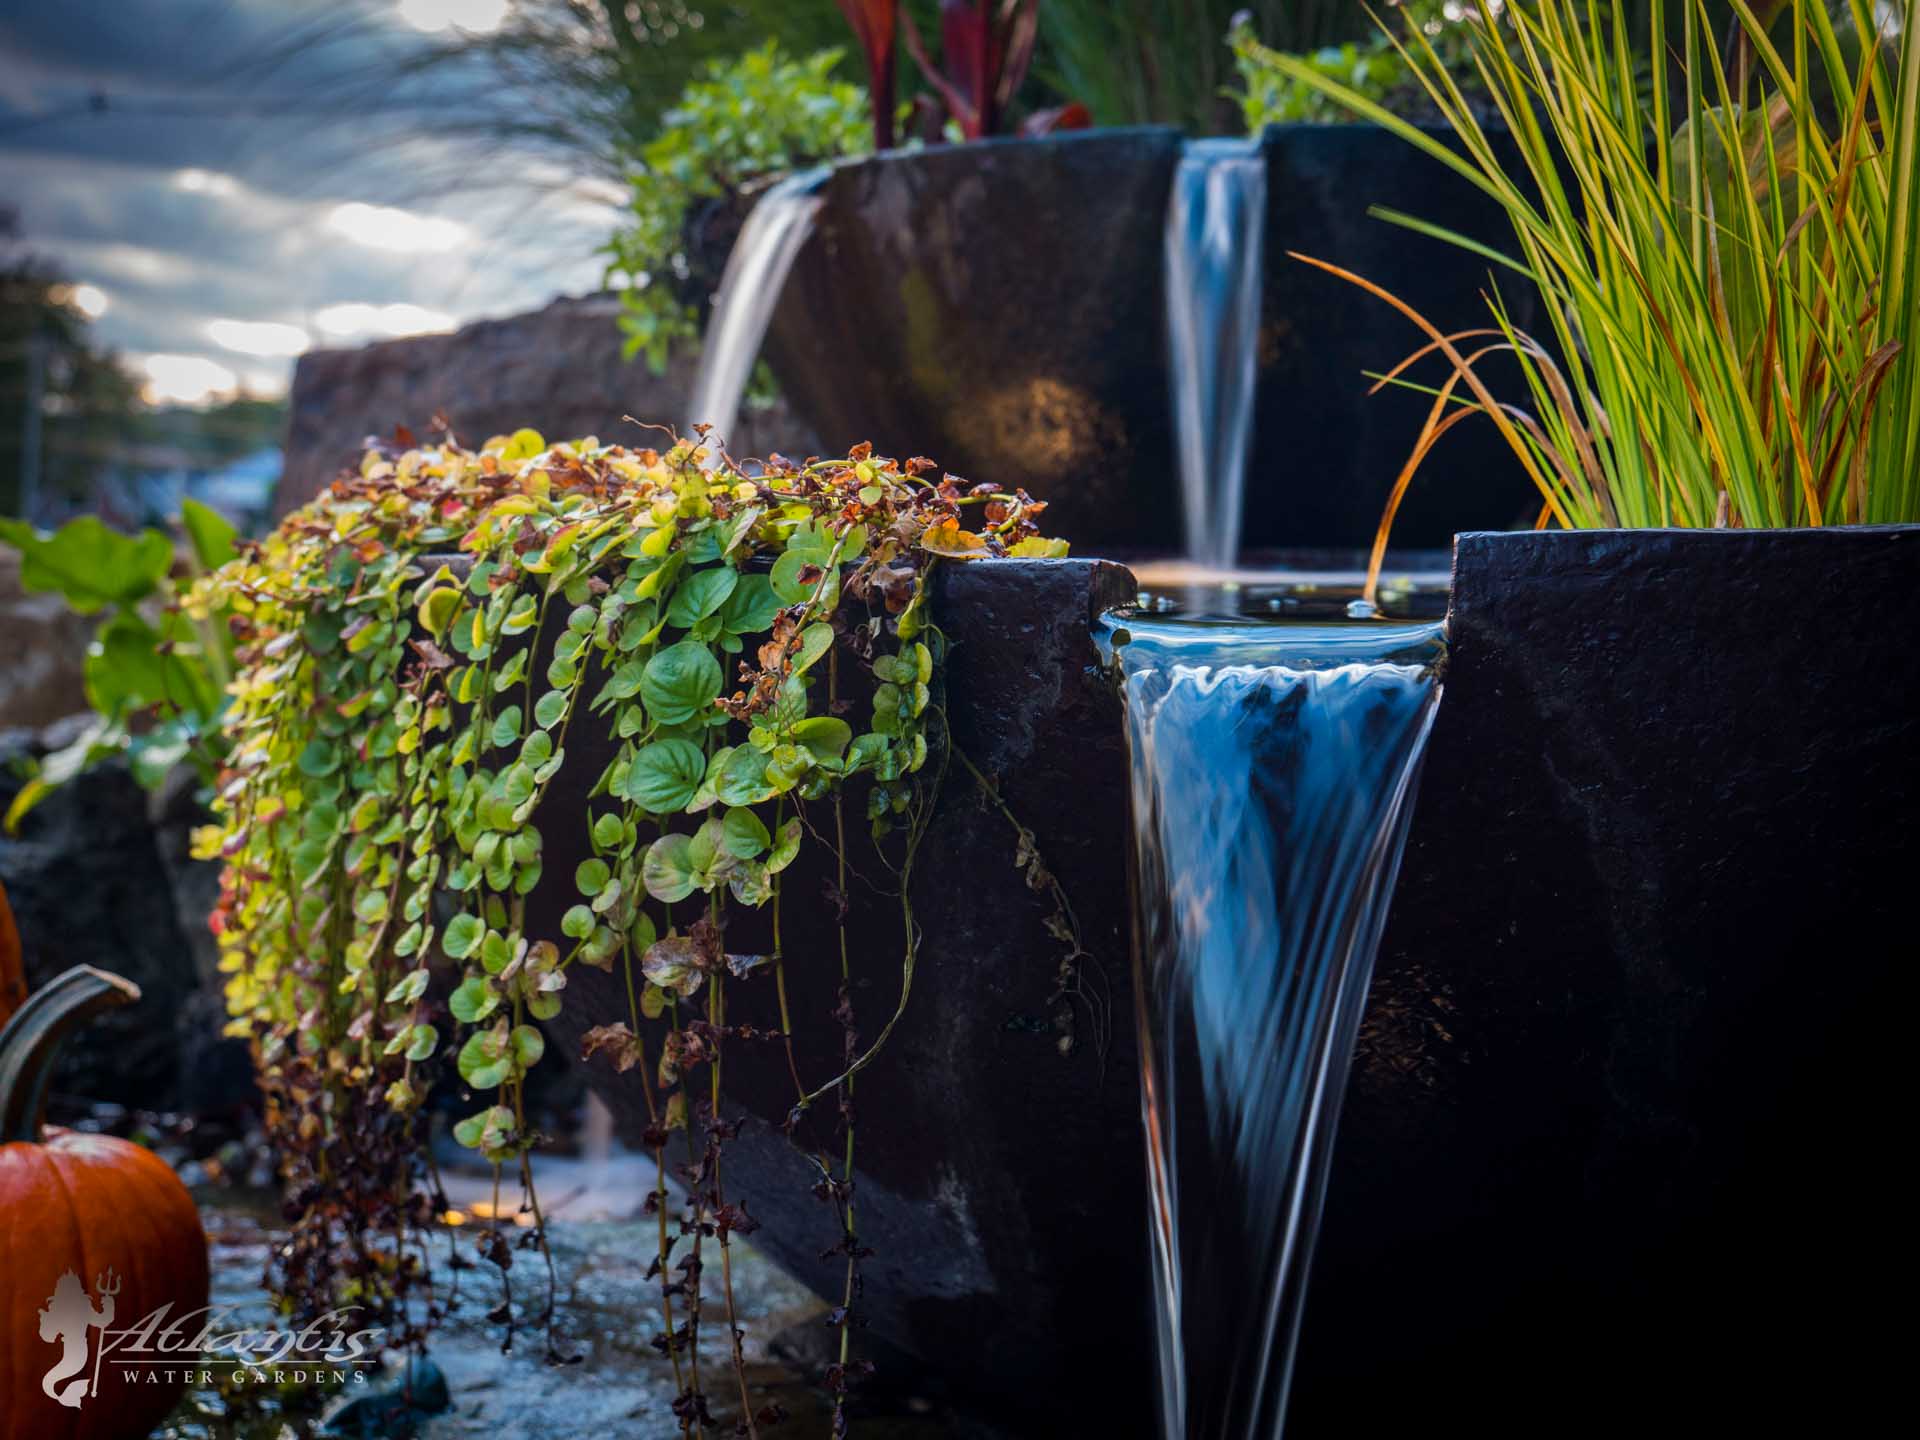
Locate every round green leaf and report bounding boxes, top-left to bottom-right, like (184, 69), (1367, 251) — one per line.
(721, 806), (770, 858)
(665, 566), (738, 629)
(450, 976), (499, 1023)
(626, 737), (706, 813)
(443, 912), (484, 960)
(640, 641), (723, 725)
(642, 833), (698, 903)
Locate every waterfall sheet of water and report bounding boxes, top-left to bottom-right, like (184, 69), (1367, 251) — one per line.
(1107, 600), (1443, 1439)
(1165, 140), (1267, 572)
(685, 169), (826, 459)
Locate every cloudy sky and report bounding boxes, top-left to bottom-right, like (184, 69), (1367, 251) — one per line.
(0, 0), (621, 402)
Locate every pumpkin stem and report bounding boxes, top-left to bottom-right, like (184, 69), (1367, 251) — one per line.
(0, 965), (141, 1145)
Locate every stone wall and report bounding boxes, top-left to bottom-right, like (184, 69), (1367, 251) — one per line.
(277, 293), (820, 518)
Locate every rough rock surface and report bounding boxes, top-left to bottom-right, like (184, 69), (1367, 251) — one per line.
(0, 724), (204, 1108)
(277, 293), (821, 519)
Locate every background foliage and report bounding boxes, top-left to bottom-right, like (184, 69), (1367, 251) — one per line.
(601, 42), (870, 373)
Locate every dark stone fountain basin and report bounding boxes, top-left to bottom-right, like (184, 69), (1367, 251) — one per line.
(763, 129), (1184, 550)
(525, 559), (1150, 1423)
(536, 528), (1915, 1434)
(763, 125), (1542, 557)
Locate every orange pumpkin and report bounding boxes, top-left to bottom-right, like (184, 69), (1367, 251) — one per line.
(1, 966), (210, 1440)
(0, 879), (24, 1028)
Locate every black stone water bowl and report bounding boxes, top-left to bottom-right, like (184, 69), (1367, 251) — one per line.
(528, 530), (1916, 1436)
(761, 125), (1544, 557)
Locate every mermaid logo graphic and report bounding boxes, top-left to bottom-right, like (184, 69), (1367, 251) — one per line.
(37, 1267), (119, 1408)
(31, 1266), (385, 1405)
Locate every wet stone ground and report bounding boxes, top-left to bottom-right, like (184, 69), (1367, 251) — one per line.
(158, 1150), (1013, 1440)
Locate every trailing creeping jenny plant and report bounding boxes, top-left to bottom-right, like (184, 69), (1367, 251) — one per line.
(192, 427), (1067, 1436)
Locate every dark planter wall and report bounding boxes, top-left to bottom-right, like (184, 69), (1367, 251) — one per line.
(540, 529), (1913, 1434)
(762, 129), (1183, 549)
(529, 559), (1151, 1425)
(763, 124), (1542, 559)
(1295, 526), (1919, 1437)
(1246, 124), (1544, 551)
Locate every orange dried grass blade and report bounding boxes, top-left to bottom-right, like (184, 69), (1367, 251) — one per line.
(1290, 251), (1575, 533)
(1772, 355), (1823, 523)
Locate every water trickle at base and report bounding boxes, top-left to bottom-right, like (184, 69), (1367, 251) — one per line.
(684, 169), (825, 458)
(1165, 140), (1267, 570)
(1108, 598), (1444, 1438)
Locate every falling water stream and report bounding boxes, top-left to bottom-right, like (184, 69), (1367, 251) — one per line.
(1164, 140), (1267, 570)
(684, 168), (825, 457)
(1107, 592), (1444, 1438)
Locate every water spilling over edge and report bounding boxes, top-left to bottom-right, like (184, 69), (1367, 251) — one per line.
(685, 169), (826, 459)
(1106, 604), (1443, 1437)
(1165, 139), (1267, 571)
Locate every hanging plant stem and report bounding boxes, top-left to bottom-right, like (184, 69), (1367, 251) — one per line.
(194, 430), (1067, 1430)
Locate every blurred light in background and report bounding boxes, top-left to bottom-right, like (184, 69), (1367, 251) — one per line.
(325, 201), (468, 254)
(206, 318), (310, 358)
(141, 354), (239, 404)
(173, 168), (240, 197)
(46, 282), (111, 319)
(314, 301), (456, 339)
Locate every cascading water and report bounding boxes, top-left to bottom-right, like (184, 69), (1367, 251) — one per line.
(1164, 140), (1267, 570)
(684, 168), (825, 457)
(1108, 595), (1444, 1438)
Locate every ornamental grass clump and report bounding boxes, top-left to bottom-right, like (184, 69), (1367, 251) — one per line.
(1242, 0), (1920, 595)
(189, 427), (1066, 1435)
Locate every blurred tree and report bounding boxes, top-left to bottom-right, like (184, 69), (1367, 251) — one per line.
(2, 209), (284, 523)
(0, 208), (141, 519)
(411, 1), (898, 181)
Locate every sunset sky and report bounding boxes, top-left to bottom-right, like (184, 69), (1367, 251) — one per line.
(0, 0), (621, 403)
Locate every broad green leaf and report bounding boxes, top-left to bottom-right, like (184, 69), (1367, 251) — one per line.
(510, 1024), (545, 1068)
(457, 1027), (513, 1089)
(642, 833), (698, 903)
(418, 587), (462, 638)
(443, 912), (484, 959)
(576, 857), (610, 896)
(450, 976), (499, 1023)
(717, 572), (781, 634)
(178, 497), (238, 569)
(720, 806), (769, 858)
(490, 705), (523, 748)
(792, 622), (834, 674)
(534, 688), (570, 729)
(625, 737), (705, 812)
(716, 744), (773, 806)
(640, 640), (722, 725)
(790, 715), (852, 763)
(767, 817), (803, 873)
(0, 515), (172, 613)
(665, 566), (738, 628)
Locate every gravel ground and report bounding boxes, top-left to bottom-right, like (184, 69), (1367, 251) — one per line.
(156, 1154), (1014, 1440)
